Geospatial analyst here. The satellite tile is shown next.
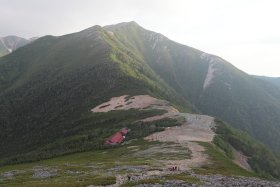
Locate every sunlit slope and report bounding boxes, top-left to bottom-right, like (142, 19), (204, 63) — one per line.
(105, 22), (280, 151)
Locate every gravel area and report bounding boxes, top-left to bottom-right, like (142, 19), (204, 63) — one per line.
(109, 165), (147, 172)
(32, 167), (57, 179)
(131, 174), (280, 187)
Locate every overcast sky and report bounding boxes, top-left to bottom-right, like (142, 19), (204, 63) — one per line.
(1, 0), (279, 77)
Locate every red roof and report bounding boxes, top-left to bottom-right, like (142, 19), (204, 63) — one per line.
(106, 132), (124, 145)
(105, 128), (130, 145)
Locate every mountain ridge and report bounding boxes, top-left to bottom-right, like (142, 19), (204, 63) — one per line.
(255, 75), (280, 88)
(0, 35), (34, 57)
(102, 22), (280, 151)
(1, 22), (280, 180)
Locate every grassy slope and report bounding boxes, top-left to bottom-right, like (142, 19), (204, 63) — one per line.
(0, 138), (190, 187)
(0, 25), (193, 163)
(102, 24), (195, 112)
(213, 119), (280, 179)
(196, 142), (256, 177)
(0, 136), (266, 187)
(255, 76), (280, 88)
(198, 66), (280, 151)
(105, 22), (280, 152)
(0, 30), (128, 159)
(0, 45), (9, 57)
(105, 22), (207, 105)
(0, 108), (177, 165)
(2, 133), (274, 186)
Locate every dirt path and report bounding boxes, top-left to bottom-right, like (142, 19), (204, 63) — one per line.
(161, 141), (208, 170)
(92, 95), (216, 171)
(145, 113), (215, 170)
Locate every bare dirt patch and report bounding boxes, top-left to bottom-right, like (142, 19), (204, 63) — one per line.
(232, 148), (252, 171)
(145, 113), (215, 171)
(92, 95), (216, 171)
(146, 114), (215, 142)
(91, 95), (178, 113)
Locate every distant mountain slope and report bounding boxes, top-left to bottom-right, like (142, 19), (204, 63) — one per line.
(255, 76), (280, 88)
(0, 36), (32, 57)
(104, 22), (280, 152)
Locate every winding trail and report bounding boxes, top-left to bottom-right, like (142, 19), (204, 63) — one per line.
(92, 95), (216, 171)
(145, 113), (215, 170)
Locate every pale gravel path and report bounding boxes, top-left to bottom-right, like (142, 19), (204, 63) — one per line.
(145, 113), (215, 170)
(92, 95), (216, 170)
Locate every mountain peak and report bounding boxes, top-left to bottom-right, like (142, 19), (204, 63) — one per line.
(79, 25), (102, 33)
(0, 35), (31, 57)
(2, 35), (26, 40)
(111, 21), (139, 26)
(104, 21), (142, 30)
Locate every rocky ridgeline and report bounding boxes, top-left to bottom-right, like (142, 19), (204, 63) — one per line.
(134, 174), (280, 187)
(195, 174), (280, 187)
(32, 168), (57, 179)
(1, 168), (280, 186)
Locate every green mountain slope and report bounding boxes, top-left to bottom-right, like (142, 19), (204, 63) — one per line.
(1, 21), (280, 163)
(0, 25), (192, 163)
(213, 119), (280, 179)
(104, 22), (208, 103)
(0, 45), (9, 57)
(255, 76), (280, 88)
(103, 22), (280, 152)
(197, 62), (280, 150)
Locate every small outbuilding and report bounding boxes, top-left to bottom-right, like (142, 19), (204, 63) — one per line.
(105, 128), (130, 145)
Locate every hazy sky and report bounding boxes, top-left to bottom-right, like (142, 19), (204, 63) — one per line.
(1, 0), (279, 77)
